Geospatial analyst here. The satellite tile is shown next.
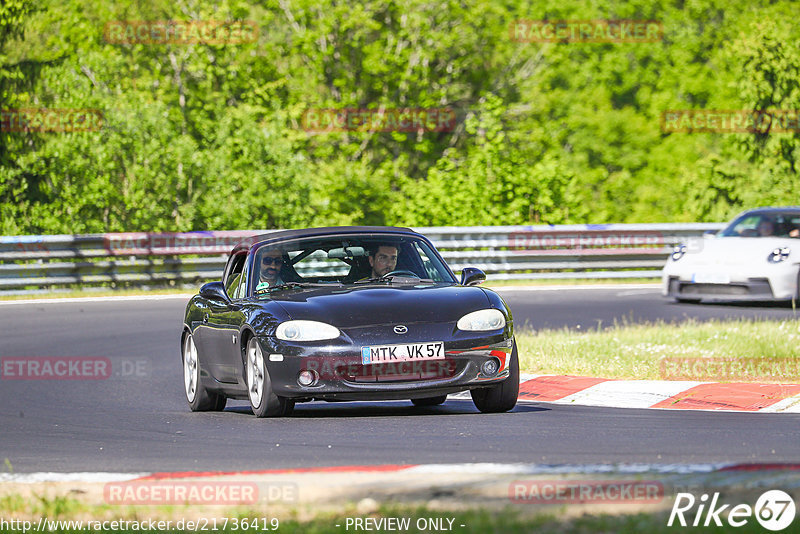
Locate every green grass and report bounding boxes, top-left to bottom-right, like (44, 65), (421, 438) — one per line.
(0, 287), (194, 301)
(516, 318), (800, 381)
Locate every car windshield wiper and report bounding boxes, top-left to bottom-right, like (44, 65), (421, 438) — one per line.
(353, 274), (430, 285)
(254, 282), (331, 295)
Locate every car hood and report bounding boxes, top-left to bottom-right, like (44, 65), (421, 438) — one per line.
(678, 236), (795, 266)
(260, 283), (493, 328)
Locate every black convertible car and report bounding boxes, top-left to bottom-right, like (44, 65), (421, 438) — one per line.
(181, 226), (518, 417)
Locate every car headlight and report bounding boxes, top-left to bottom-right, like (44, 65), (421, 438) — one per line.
(671, 244), (687, 261)
(275, 320), (340, 341)
(457, 309), (506, 331)
(768, 247), (790, 263)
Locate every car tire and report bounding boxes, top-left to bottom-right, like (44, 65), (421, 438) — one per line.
(411, 395), (447, 406)
(795, 270), (800, 303)
(211, 395), (227, 411)
(245, 337), (294, 418)
(470, 339), (519, 414)
(183, 332), (227, 412)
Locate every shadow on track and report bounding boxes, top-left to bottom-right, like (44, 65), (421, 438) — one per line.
(668, 299), (798, 310)
(222, 399), (549, 418)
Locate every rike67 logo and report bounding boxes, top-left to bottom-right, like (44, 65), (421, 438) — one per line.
(668, 490), (796, 531)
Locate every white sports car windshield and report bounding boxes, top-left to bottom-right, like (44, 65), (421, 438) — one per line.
(718, 211), (800, 238)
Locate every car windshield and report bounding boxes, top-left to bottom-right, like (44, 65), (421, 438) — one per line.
(718, 211), (800, 238)
(250, 234), (456, 294)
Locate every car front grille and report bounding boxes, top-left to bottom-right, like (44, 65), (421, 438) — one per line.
(680, 284), (749, 295)
(341, 359), (459, 383)
(671, 277), (774, 297)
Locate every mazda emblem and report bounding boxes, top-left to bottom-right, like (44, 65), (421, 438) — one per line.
(393, 325), (408, 334)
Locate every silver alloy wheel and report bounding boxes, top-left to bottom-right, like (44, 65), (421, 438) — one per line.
(247, 338), (265, 409)
(183, 334), (198, 403)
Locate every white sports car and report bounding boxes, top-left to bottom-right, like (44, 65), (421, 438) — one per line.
(663, 207), (800, 302)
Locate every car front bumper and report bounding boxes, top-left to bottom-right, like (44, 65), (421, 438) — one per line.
(662, 263), (799, 301)
(257, 334), (514, 401)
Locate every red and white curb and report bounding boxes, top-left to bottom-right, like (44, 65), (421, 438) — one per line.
(510, 374), (800, 413)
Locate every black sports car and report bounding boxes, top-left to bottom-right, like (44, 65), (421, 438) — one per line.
(181, 226), (518, 417)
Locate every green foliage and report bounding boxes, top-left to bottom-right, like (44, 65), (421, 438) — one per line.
(0, 0), (35, 105)
(394, 94), (575, 225)
(1, 0), (800, 234)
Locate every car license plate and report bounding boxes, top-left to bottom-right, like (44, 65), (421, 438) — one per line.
(692, 272), (731, 284)
(361, 341), (445, 364)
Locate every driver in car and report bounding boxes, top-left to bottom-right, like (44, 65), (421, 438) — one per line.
(756, 218), (775, 237)
(368, 244), (398, 279)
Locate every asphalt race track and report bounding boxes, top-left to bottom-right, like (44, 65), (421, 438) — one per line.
(1, 286), (799, 474)
(499, 285), (800, 331)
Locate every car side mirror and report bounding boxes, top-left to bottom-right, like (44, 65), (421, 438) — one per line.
(460, 267), (486, 286)
(200, 281), (230, 303)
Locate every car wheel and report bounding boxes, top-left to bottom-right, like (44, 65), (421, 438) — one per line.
(470, 339), (519, 413)
(245, 337), (294, 417)
(795, 270), (800, 303)
(183, 332), (226, 412)
(411, 395), (447, 406)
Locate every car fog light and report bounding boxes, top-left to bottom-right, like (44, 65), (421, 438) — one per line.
(298, 370), (318, 387)
(481, 359), (500, 376)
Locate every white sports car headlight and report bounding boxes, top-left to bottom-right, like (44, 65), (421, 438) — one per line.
(457, 309), (506, 331)
(768, 247), (790, 263)
(275, 320), (340, 341)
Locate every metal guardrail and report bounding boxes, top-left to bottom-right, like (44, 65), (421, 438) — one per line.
(0, 224), (726, 291)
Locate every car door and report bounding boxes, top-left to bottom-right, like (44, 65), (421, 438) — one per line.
(202, 251), (247, 383)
